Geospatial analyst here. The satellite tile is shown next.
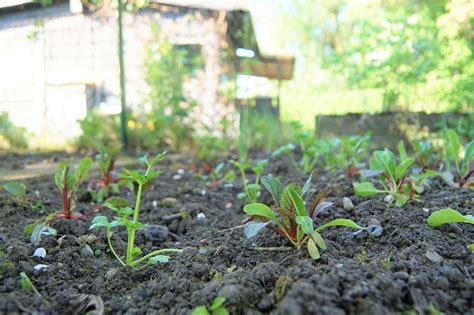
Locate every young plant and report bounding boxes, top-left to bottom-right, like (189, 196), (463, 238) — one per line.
(354, 141), (425, 207)
(243, 174), (363, 259)
(410, 139), (441, 171)
(427, 208), (474, 252)
(323, 135), (370, 177)
(204, 162), (236, 189)
(90, 152), (182, 268)
(2, 181), (27, 198)
(431, 129), (473, 188)
(192, 296), (229, 315)
(230, 159), (267, 203)
(88, 145), (130, 202)
(273, 131), (319, 175)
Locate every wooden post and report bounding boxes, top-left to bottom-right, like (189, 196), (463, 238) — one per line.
(118, 0), (128, 147)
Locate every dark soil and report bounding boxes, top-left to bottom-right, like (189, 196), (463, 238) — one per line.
(0, 152), (473, 314)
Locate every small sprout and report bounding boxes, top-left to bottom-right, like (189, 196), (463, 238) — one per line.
(231, 159), (268, 203)
(243, 175), (363, 260)
(192, 296), (229, 315)
(273, 131), (319, 175)
(354, 141), (430, 207)
(382, 254), (392, 271)
(20, 272), (49, 304)
(427, 208), (474, 227)
(90, 152), (182, 269)
(427, 129), (473, 188)
(3, 181), (27, 198)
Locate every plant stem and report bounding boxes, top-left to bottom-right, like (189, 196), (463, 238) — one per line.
(129, 249), (183, 267)
(107, 228), (125, 266)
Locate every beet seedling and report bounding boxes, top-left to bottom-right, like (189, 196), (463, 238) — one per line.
(243, 175), (363, 259)
(410, 139), (441, 171)
(204, 162), (236, 189)
(354, 141), (426, 207)
(273, 131), (319, 175)
(90, 152), (182, 268)
(427, 208), (474, 252)
(429, 129), (473, 188)
(88, 145), (131, 202)
(230, 159), (267, 203)
(192, 296), (229, 315)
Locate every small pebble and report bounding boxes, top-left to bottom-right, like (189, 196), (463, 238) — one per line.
(32, 247), (46, 258)
(342, 197), (354, 211)
(196, 212), (206, 220)
(198, 248), (208, 255)
(225, 202), (232, 209)
(200, 190), (207, 196)
(177, 169), (185, 175)
(426, 250), (444, 263)
(80, 245), (94, 258)
(33, 264), (49, 271)
(223, 183), (234, 188)
(367, 225), (383, 237)
(384, 195), (394, 203)
(172, 174), (182, 180)
(162, 197), (178, 207)
(152, 200), (158, 208)
(423, 208), (429, 213)
(105, 268), (119, 281)
(144, 225), (169, 245)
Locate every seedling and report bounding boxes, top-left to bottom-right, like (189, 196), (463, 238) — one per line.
(204, 162), (236, 189)
(323, 135), (370, 177)
(411, 139), (441, 171)
(427, 208), (474, 227)
(354, 141), (426, 207)
(273, 131), (319, 175)
(243, 174), (363, 259)
(24, 157), (99, 245)
(90, 152), (182, 268)
(192, 296), (229, 315)
(20, 272), (49, 304)
(429, 130), (473, 188)
(88, 145), (131, 202)
(2, 181), (27, 198)
(230, 159), (267, 203)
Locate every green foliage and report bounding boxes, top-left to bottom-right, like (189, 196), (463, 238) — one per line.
(231, 159), (268, 203)
(434, 129), (473, 188)
(192, 297), (229, 315)
(427, 208), (474, 227)
(320, 135), (371, 177)
(90, 152), (182, 268)
(204, 162), (236, 189)
(0, 112), (29, 149)
(76, 110), (121, 150)
(273, 129), (319, 175)
(243, 175), (362, 260)
(3, 182), (27, 198)
(354, 141), (428, 207)
(411, 139), (441, 171)
(55, 157), (93, 218)
(142, 25), (199, 150)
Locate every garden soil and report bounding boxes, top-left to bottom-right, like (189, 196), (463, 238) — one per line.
(0, 153), (473, 314)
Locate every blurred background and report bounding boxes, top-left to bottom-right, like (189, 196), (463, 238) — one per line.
(0, 0), (472, 153)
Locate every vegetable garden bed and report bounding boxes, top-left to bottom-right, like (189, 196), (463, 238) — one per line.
(0, 149), (472, 314)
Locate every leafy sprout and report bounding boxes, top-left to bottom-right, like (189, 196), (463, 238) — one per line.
(2, 181), (27, 198)
(273, 131), (319, 175)
(230, 159), (267, 203)
(354, 141), (429, 207)
(192, 296), (229, 315)
(243, 173), (363, 260)
(90, 152), (182, 268)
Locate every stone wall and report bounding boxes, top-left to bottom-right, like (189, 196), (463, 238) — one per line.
(315, 112), (471, 149)
(0, 3), (229, 146)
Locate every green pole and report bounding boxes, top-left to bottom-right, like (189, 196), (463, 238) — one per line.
(118, 0), (128, 147)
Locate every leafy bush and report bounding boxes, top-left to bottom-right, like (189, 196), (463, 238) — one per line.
(0, 112), (29, 149)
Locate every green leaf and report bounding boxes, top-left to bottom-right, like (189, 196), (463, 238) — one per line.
(272, 143), (295, 157)
(54, 161), (69, 190)
(192, 306), (209, 315)
(316, 219), (364, 232)
(395, 194), (409, 207)
(148, 255), (170, 265)
(307, 238), (320, 260)
(295, 216), (313, 234)
(302, 170), (316, 197)
(311, 231), (327, 250)
(212, 308), (229, 315)
(148, 151), (167, 166)
(468, 244), (474, 253)
(261, 176), (282, 204)
(287, 188), (306, 217)
(462, 141), (474, 175)
(398, 140), (407, 161)
(252, 159), (268, 175)
(209, 297), (226, 311)
(74, 157), (93, 185)
(31, 221), (48, 246)
(280, 183), (302, 209)
(446, 129), (461, 162)
(353, 182), (379, 197)
(105, 197), (130, 210)
(427, 208), (474, 228)
(394, 158), (415, 180)
(243, 203), (277, 221)
(244, 221), (271, 238)
(3, 182), (26, 197)
(89, 215), (110, 230)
